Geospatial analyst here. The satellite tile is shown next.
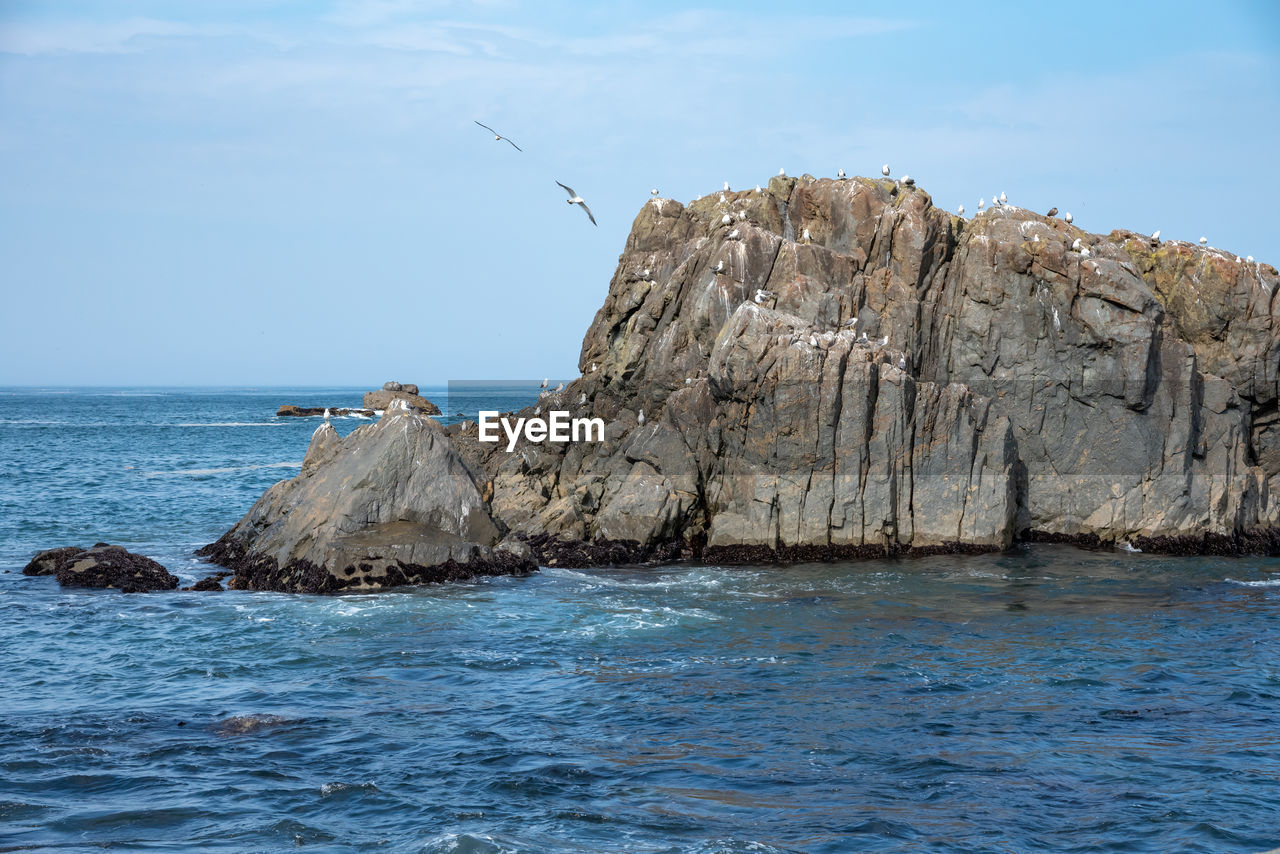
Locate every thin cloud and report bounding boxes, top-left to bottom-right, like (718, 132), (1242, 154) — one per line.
(0, 17), (192, 56)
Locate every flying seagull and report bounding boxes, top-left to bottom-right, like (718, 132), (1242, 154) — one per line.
(474, 121), (521, 151)
(556, 181), (597, 226)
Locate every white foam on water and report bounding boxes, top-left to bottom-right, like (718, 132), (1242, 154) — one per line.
(175, 422), (287, 427)
(142, 462), (300, 477)
(1226, 577), (1280, 587)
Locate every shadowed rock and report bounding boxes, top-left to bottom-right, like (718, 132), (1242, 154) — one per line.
(25, 544), (179, 592)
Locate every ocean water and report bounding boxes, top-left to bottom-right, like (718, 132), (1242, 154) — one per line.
(2, 389), (1280, 853)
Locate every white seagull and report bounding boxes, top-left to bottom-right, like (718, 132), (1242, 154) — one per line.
(802, 227), (811, 243)
(474, 121), (522, 151)
(1152, 230), (1161, 240)
(1064, 212), (1073, 224)
(556, 181), (597, 226)
(712, 260), (725, 273)
(837, 168), (847, 180)
(1247, 255), (1254, 262)
(728, 228), (740, 240)
(978, 198), (985, 210)
(637, 409), (645, 425)
(999, 191), (1007, 204)
(323, 408), (331, 422)
(1072, 238), (1083, 250)
(754, 184), (762, 193)
(881, 164), (890, 177)
(722, 213), (732, 225)
(1199, 236), (1208, 245)
(541, 377), (549, 389)
(902, 175), (915, 186)
(779, 168), (786, 177)
(958, 204), (965, 215)
(724, 181), (731, 192)
(651, 188), (659, 196)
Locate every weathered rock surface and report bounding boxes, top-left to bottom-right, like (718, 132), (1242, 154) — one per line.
(276, 405), (375, 417)
(199, 410), (535, 592)
(206, 174), (1280, 590)
(361, 385), (439, 414)
(25, 544), (179, 592)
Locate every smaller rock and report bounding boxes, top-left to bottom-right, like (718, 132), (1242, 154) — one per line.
(382, 381), (404, 392)
(362, 389), (440, 415)
(30, 544), (180, 593)
(189, 576), (225, 592)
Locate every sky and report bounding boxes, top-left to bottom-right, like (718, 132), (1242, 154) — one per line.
(1, 0), (1277, 386)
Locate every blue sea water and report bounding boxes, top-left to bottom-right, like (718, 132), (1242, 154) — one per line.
(2, 388), (1280, 853)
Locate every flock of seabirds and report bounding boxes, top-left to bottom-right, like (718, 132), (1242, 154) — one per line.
(474, 120), (1255, 264)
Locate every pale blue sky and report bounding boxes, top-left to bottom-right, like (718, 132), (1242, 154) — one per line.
(2, 0), (1277, 385)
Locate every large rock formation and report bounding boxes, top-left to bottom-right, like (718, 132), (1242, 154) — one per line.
(204, 174), (1280, 591)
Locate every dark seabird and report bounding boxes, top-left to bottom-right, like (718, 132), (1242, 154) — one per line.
(1046, 207), (1058, 217)
(474, 121), (522, 151)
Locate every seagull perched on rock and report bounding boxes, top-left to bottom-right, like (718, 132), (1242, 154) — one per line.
(837, 168), (847, 180)
(556, 181), (597, 226)
(1046, 207), (1058, 218)
(323, 408), (331, 422)
(802, 227), (811, 243)
(540, 377), (549, 389)
(1064, 212), (1073, 224)
(1199, 236), (1208, 245)
(723, 181), (731, 192)
(474, 121), (522, 151)
(957, 204), (965, 215)
(1151, 230), (1160, 241)
(721, 213), (732, 225)
(1247, 255), (1254, 262)
(754, 289), (774, 303)
(902, 175), (915, 186)
(1000, 191), (1007, 204)
(651, 188), (659, 196)
(728, 228), (740, 240)
(991, 193), (1001, 206)
(978, 198), (985, 210)
(579, 392), (586, 405)
(712, 260), (725, 273)
(808, 334), (818, 347)
(685, 377), (692, 385)
(882, 164), (890, 177)
(754, 184), (762, 193)
(778, 168), (786, 177)
(1072, 238), (1083, 251)
(637, 409), (645, 425)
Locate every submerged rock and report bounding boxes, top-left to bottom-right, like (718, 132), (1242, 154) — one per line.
(205, 174), (1280, 590)
(25, 544), (179, 592)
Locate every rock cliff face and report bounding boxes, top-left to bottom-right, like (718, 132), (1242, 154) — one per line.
(205, 175), (1280, 591)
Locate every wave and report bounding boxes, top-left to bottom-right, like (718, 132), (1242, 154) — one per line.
(174, 422), (286, 427)
(142, 462), (300, 477)
(1226, 577), (1280, 587)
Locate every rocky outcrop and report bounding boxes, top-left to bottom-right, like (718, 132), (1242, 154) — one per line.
(25, 544), (179, 592)
(276, 405), (375, 417)
(198, 410), (535, 592)
(362, 382), (439, 415)
(205, 174), (1279, 591)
